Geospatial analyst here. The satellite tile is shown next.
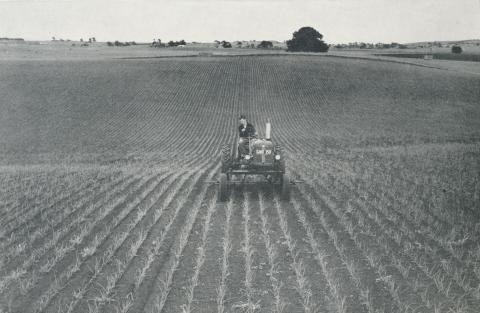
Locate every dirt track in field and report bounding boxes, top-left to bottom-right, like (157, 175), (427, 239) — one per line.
(1, 54), (480, 313)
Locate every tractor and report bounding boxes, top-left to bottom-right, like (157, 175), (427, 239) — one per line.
(219, 120), (290, 202)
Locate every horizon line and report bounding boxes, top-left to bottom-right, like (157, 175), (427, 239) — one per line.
(2, 36), (480, 45)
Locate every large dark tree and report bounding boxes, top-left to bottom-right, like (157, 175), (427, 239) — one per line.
(286, 27), (329, 52)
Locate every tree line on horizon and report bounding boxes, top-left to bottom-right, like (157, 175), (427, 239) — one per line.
(58, 25), (469, 54)
(147, 26), (330, 52)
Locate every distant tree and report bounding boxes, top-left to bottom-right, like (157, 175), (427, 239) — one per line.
(88, 38), (92, 43)
(52, 36), (56, 41)
(114, 40), (121, 46)
(158, 39), (166, 47)
(151, 39), (162, 47)
(221, 40), (232, 48)
(92, 37), (96, 42)
(257, 41), (273, 49)
(236, 41), (242, 48)
(286, 26), (329, 52)
(165, 40), (186, 47)
(107, 42), (114, 46)
(80, 38), (83, 42)
(451, 45), (462, 54)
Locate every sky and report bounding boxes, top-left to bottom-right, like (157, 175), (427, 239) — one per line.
(0, 0), (479, 43)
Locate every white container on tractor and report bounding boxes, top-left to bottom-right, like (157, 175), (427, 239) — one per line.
(219, 120), (290, 202)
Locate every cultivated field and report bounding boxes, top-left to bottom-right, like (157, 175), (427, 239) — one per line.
(1, 50), (480, 313)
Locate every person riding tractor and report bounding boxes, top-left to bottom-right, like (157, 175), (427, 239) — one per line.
(219, 116), (289, 202)
(238, 115), (257, 159)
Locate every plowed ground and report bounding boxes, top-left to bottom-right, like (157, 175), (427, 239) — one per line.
(1, 54), (480, 313)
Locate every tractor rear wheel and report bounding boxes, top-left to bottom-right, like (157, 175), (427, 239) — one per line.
(277, 174), (290, 201)
(221, 144), (233, 173)
(219, 173), (229, 202)
(274, 144), (286, 172)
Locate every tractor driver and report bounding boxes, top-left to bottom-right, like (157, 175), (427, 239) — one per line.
(238, 115), (256, 158)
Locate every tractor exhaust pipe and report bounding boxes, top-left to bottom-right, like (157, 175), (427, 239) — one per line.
(265, 119), (271, 140)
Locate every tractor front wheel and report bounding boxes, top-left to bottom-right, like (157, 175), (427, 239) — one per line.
(221, 144), (233, 173)
(219, 173), (229, 202)
(277, 174), (290, 201)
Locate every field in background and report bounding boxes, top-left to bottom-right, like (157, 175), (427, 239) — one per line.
(1, 51), (480, 313)
(0, 42), (287, 61)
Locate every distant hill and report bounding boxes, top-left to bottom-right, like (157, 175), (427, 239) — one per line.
(405, 39), (480, 46)
(0, 37), (25, 42)
(0, 37), (41, 45)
